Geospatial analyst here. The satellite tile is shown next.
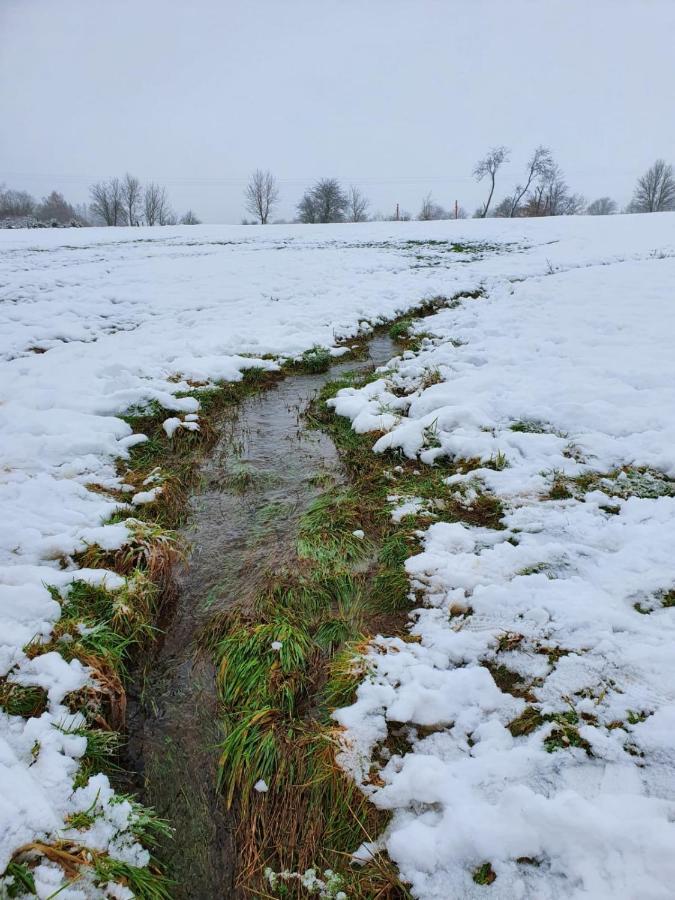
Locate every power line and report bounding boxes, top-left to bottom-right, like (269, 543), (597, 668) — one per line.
(0, 167), (640, 187)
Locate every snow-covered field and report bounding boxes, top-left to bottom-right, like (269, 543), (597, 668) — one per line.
(1, 214), (674, 897)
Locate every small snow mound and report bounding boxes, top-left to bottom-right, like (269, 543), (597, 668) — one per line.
(162, 417), (182, 438)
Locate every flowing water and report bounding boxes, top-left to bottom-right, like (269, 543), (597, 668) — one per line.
(124, 335), (396, 899)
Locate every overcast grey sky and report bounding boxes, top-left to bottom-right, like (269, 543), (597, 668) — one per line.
(2, 0), (674, 223)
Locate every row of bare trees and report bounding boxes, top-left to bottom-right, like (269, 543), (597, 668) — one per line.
(4, 158), (674, 229)
(472, 147), (675, 218)
(243, 170), (371, 224)
(1, 178), (201, 228)
(88, 174), (200, 226)
(243, 155), (675, 227)
(473, 146), (585, 218)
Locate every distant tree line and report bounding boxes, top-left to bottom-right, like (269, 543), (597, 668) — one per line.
(88, 174), (200, 226)
(0, 176), (200, 228)
(471, 147), (675, 219)
(242, 156), (675, 225)
(0, 185), (89, 227)
(3, 155), (674, 228)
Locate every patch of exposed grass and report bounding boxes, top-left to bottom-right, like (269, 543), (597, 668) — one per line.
(3, 861), (36, 897)
(510, 419), (550, 434)
(473, 862), (497, 885)
(508, 705), (592, 755)
(508, 706), (544, 737)
(389, 319), (413, 342)
(92, 855), (173, 900)
(542, 710), (592, 755)
(55, 725), (121, 788)
(297, 489), (376, 568)
(546, 472), (574, 500)
(545, 465), (675, 503)
(483, 662), (535, 701)
(292, 346), (333, 374)
(0, 681), (47, 718)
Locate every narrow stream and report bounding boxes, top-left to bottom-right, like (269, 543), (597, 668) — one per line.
(124, 334), (396, 898)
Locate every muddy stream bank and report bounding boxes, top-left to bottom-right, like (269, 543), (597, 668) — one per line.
(123, 335), (396, 898)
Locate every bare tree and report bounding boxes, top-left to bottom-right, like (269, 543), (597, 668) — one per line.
(297, 178), (348, 224)
(0, 186), (36, 219)
(473, 146), (509, 218)
(180, 209), (201, 224)
(36, 191), (77, 224)
(628, 160), (675, 213)
(492, 197), (513, 218)
(586, 197), (617, 216)
(74, 203), (91, 226)
(506, 146), (554, 217)
(244, 169), (279, 224)
(418, 192), (449, 221)
(346, 185), (370, 222)
(122, 173), (142, 226)
(523, 163), (585, 216)
(296, 194), (317, 224)
(89, 177), (126, 226)
(143, 183), (171, 225)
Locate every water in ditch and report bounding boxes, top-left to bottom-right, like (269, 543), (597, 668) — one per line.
(124, 335), (396, 899)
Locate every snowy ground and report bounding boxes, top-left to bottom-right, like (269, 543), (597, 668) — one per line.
(330, 217), (675, 899)
(1, 215), (674, 896)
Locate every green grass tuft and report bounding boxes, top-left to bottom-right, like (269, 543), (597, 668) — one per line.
(4, 861), (36, 897)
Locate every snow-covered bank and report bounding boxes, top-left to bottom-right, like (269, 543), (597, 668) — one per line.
(329, 218), (675, 898)
(1, 214), (674, 895)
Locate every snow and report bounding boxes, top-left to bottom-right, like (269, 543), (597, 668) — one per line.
(1, 214), (674, 895)
(328, 216), (675, 898)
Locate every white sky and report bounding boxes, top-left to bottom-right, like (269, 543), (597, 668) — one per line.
(1, 0), (674, 223)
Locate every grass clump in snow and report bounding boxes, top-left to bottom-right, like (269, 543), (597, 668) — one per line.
(508, 706), (545, 737)
(92, 856), (173, 900)
(546, 465), (675, 503)
(389, 318), (413, 342)
(483, 662), (535, 701)
(510, 419), (550, 434)
(295, 346), (333, 374)
(542, 710), (592, 755)
(0, 681), (48, 718)
(6, 839), (172, 900)
(507, 705), (593, 755)
(473, 862), (497, 885)
(2, 861), (36, 897)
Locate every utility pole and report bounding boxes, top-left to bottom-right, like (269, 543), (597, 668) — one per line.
(395, 203), (399, 222)
(454, 200), (458, 220)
